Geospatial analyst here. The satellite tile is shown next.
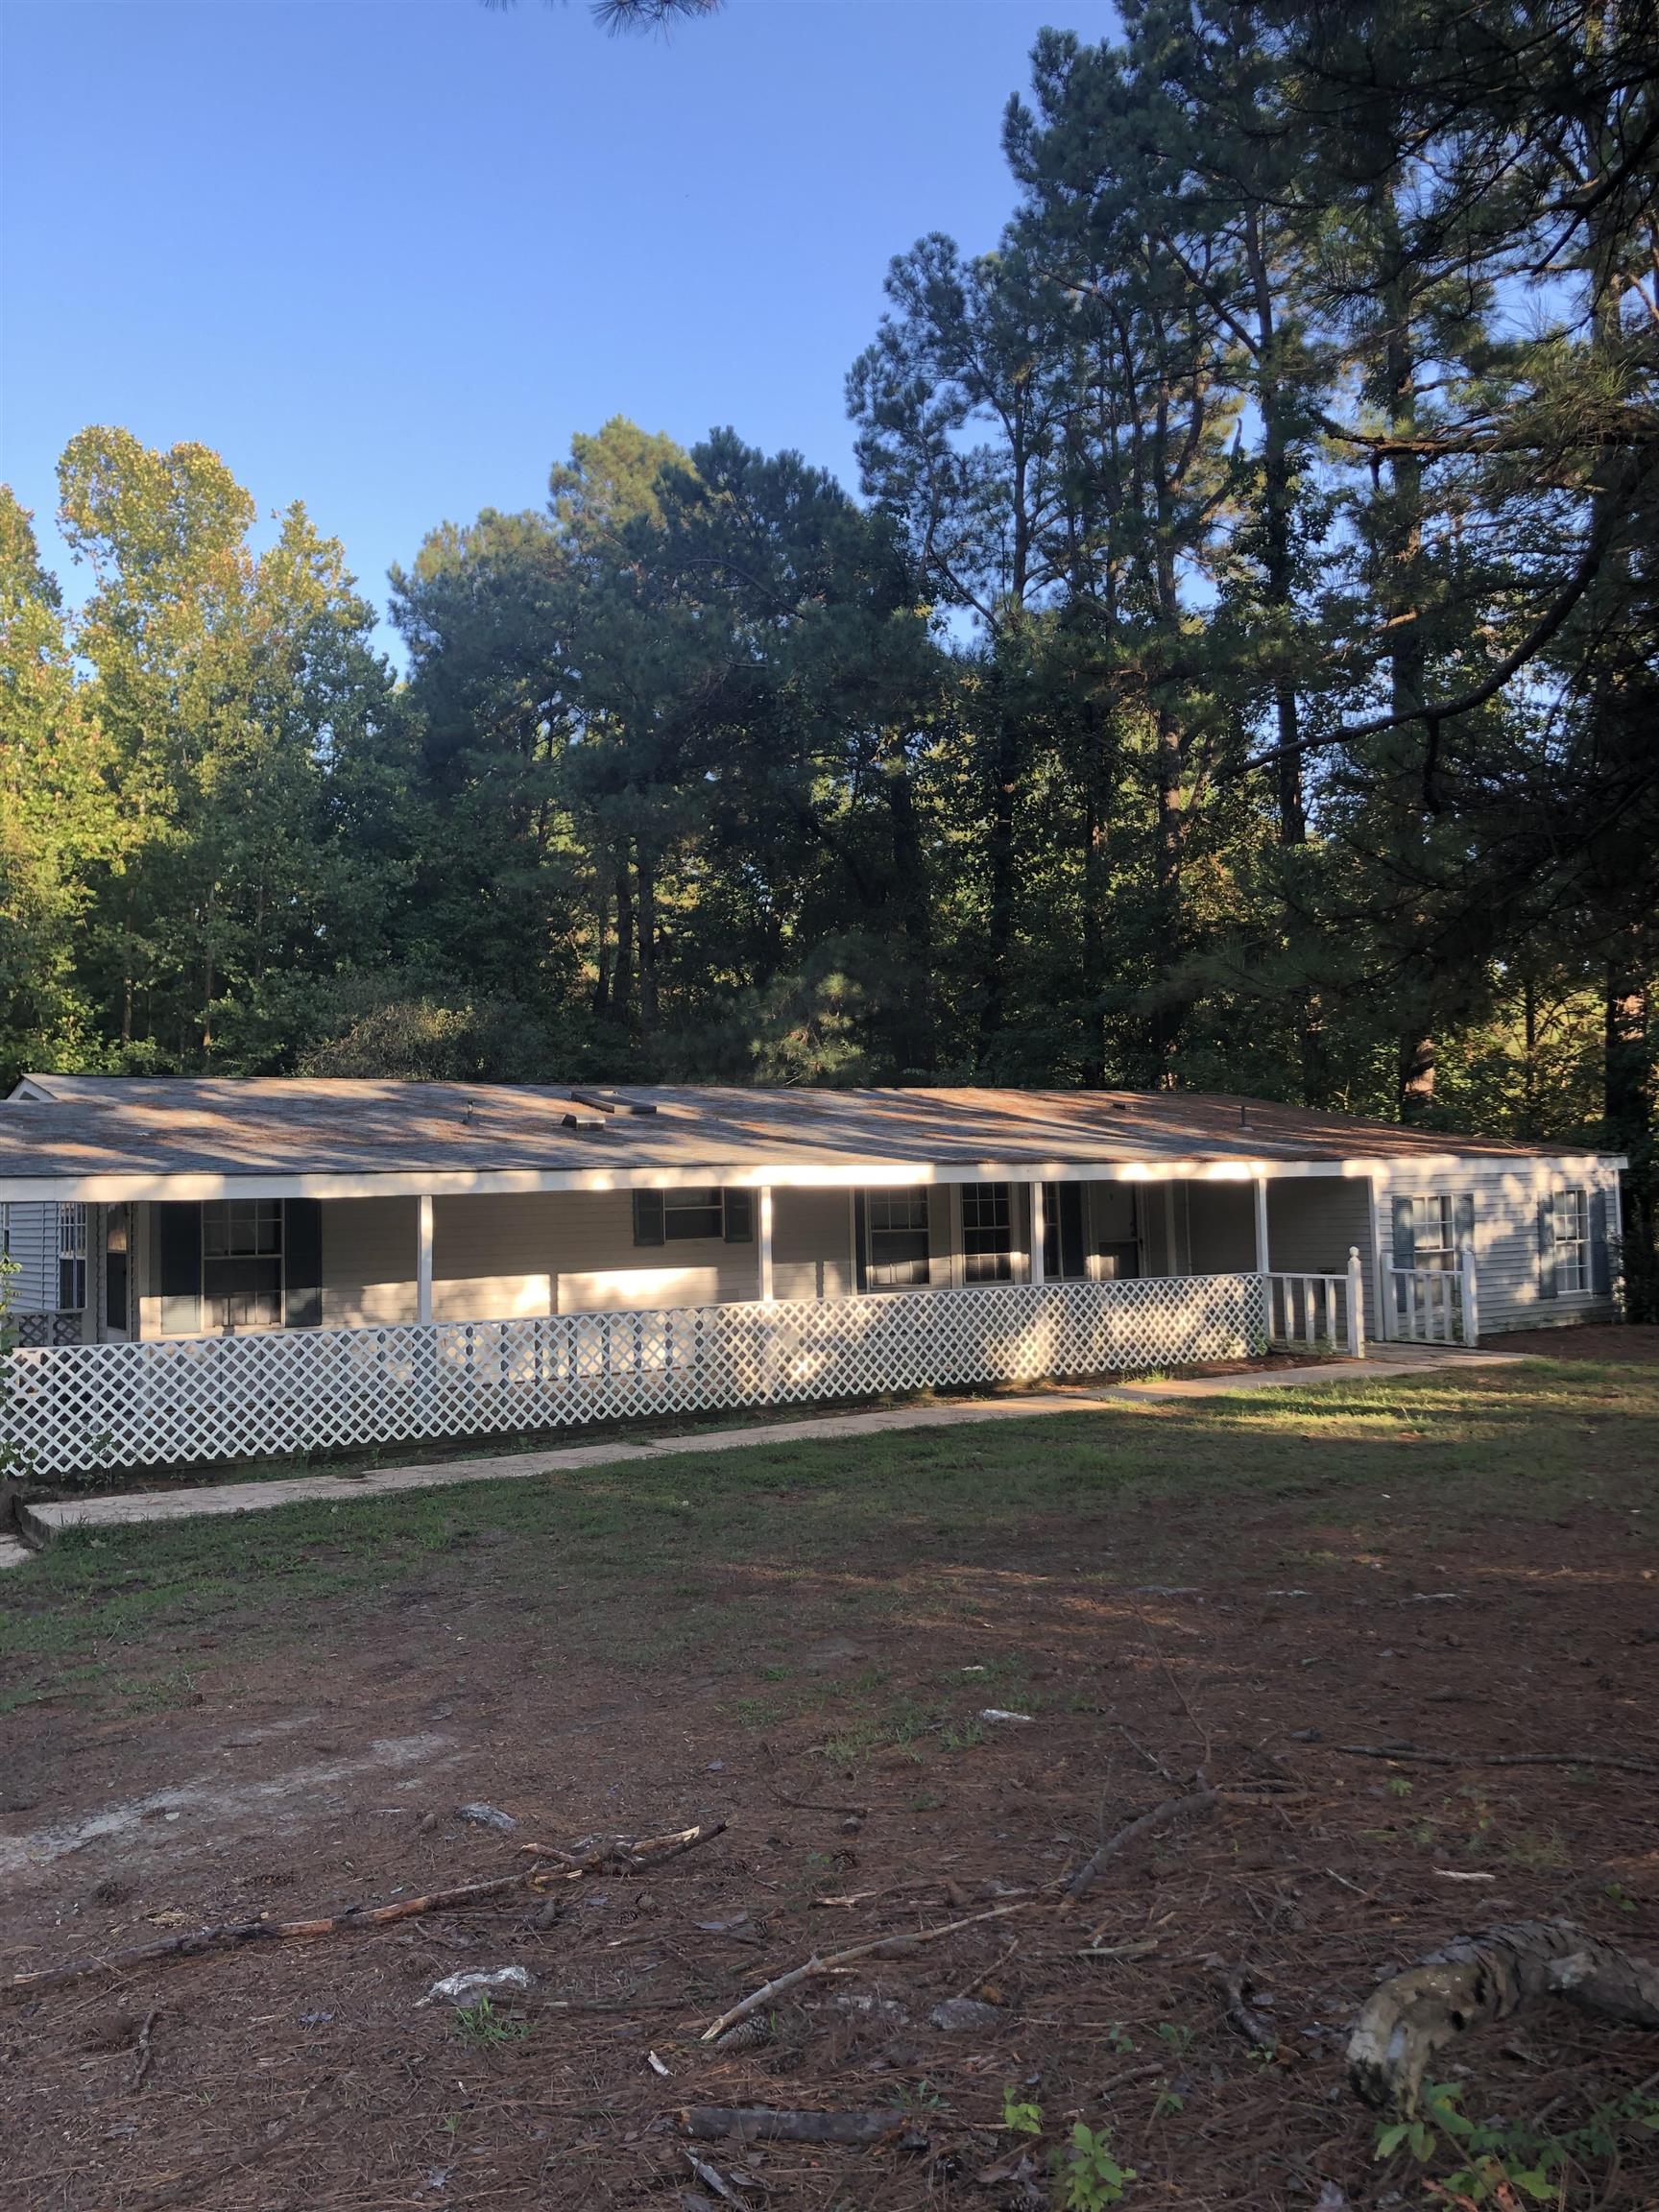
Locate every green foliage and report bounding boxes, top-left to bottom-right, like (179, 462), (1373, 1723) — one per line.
(1001, 2087), (1043, 2136)
(1056, 2122), (1136, 2210)
(1374, 2078), (1659, 2206)
(450, 1996), (530, 2050)
(0, 0), (1653, 1310)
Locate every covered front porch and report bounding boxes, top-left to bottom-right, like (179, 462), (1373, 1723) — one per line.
(55, 1166), (1376, 1342)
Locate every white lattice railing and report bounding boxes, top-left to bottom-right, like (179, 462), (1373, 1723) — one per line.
(3, 1272), (1269, 1480)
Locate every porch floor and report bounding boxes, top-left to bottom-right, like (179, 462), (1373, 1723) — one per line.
(16, 1345), (1527, 1550)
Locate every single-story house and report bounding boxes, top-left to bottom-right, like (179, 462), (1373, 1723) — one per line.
(0, 1076), (1625, 1477)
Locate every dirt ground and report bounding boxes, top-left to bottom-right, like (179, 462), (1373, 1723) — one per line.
(3, 1341), (1658, 2211)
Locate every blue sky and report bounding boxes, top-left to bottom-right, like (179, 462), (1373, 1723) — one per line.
(2, 0), (1118, 649)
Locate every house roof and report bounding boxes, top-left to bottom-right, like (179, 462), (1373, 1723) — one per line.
(0, 1075), (1608, 1198)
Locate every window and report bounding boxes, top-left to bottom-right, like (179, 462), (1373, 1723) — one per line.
(1553, 1189), (1588, 1294)
(1412, 1194), (1459, 1272)
(961, 1183), (1013, 1284)
(1394, 1192), (1474, 1272)
(633, 1189), (752, 1245)
(865, 1188), (930, 1289)
(202, 1200), (283, 1330)
(105, 1206), (131, 1334)
(57, 1203), (87, 1312)
(1043, 1184), (1088, 1281)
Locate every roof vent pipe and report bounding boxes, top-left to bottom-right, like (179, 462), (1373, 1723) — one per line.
(1239, 1103), (1251, 1131)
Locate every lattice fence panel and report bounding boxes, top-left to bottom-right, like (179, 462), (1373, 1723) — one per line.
(3, 1273), (1268, 1479)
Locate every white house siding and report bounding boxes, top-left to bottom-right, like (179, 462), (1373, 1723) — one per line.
(1267, 1175), (1378, 1338)
(1370, 1156), (1620, 1334)
(0, 1200), (61, 1310)
(773, 1188), (854, 1302)
(322, 1196), (421, 1328)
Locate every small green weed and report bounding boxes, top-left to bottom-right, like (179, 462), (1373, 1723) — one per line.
(1056, 2122), (1136, 2210)
(1001, 2087), (1043, 2136)
(451, 1996), (530, 2050)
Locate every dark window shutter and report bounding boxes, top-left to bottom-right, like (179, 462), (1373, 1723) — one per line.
(1390, 1196), (1416, 1270)
(157, 1202), (202, 1334)
(723, 1190), (754, 1243)
(853, 1191), (869, 1293)
(633, 1190), (664, 1247)
(283, 1199), (324, 1328)
(1589, 1187), (1611, 1295)
(1537, 1194), (1557, 1297)
(1454, 1192), (1475, 1252)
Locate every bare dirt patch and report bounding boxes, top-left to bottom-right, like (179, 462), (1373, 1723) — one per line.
(3, 1348), (1657, 2210)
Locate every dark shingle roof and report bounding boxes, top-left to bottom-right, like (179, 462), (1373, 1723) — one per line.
(0, 1075), (1597, 1186)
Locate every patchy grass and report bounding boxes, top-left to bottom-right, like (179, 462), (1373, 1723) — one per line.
(4, 1356), (1655, 1711)
(5, 1345), (1659, 2212)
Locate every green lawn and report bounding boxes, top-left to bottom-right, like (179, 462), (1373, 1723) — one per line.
(4, 1355), (1654, 1712)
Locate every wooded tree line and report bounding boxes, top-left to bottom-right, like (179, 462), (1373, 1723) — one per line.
(1, 0), (1654, 1303)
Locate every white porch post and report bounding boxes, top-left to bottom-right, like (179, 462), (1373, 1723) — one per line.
(1028, 1182), (1046, 1286)
(1346, 1245), (1366, 1359)
(1253, 1177), (1270, 1276)
(1459, 1245), (1479, 1348)
(757, 1185), (775, 1302)
(417, 1193), (434, 1325)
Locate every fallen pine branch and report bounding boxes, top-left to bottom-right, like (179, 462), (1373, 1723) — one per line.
(1349, 1920), (1659, 2116)
(682, 2105), (910, 2146)
(128, 2005), (160, 2091)
(1060, 1782), (1219, 1909)
(517, 1818), (727, 1874)
(698, 1900), (1035, 2043)
(1216, 1964), (1277, 2052)
(4, 1819), (726, 2004)
(1330, 1744), (1659, 1778)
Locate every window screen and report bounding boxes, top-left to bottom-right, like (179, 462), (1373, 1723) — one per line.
(865, 1188), (930, 1289)
(961, 1183), (1013, 1284)
(202, 1200), (283, 1330)
(1553, 1189), (1588, 1294)
(57, 1203), (87, 1312)
(1042, 1184), (1088, 1280)
(633, 1190), (751, 1245)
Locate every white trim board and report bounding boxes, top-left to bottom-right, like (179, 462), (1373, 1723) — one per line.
(0, 1151), (1625, 1205)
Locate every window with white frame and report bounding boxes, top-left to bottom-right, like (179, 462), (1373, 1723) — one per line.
(864, 1188), (930, 1289)
(961, 1182), (1014, 1283)
(57, 1203), (87, 1312)
(202, 1200), (283, 1330)
(1553, 1189), (1589, 1294)
(1409, 1193), (1468, 1271)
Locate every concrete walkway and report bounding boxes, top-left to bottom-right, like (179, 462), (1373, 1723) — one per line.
(11, 1346), (1521, 1555)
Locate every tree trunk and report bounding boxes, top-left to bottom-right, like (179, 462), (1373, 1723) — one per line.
(884, 739), (934, 1074)
(1397, 1030), (1435, 1120)
(974, 679), (1021, 1067)
(1349, 1920), (1659, 2118)
(591, 872), (612, 1017)
(637, 850), (659, 1039)
(1605, 953), (1653, 1319)
(1080, 709), (1111, 1091)
(612, 854), (634, 1025)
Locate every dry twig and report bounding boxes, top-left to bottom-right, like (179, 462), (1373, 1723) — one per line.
(1060, 1783), (1219, 1909)
(697, 1900), (1035, 2043)
(1331, 1744), (1659, 1778)
(5, 1820), (726, 2003)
